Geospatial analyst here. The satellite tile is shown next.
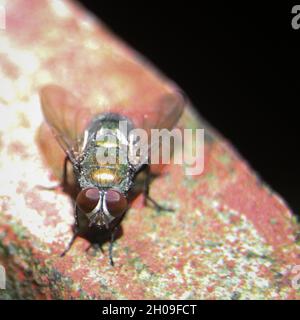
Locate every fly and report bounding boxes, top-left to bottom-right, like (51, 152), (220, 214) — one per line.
(39, 85), (185, 265)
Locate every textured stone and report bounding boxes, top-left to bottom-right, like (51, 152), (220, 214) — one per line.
(0, 0), (299, 299)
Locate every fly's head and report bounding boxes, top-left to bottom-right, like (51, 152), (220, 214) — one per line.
(76, 187), (128, 228)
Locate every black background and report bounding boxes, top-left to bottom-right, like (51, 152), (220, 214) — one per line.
(78, 1), (299, 214)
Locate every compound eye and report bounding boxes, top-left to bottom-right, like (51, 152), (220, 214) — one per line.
(105, 189), (127, 217)
(76, 188), (100, 213)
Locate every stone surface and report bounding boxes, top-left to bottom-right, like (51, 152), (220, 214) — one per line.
(0, 0), (299, 299)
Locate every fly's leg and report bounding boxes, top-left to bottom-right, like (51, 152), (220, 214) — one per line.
(143, 166), (173, 212)
(109, 227), (117, 266)
(60, 204), (79, 257)
(60, 232), (78, 257)
(85, 227), (118, 265)
(40, 156), (78, 256)
(108, 214), (125, 266)
(145, 196), (174, 212)
(85, 243), (104, 256)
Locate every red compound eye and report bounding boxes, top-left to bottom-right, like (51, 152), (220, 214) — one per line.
(105, 189), (127, 217)
(76, 188), (100, 213)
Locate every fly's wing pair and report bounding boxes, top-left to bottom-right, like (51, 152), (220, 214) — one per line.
(39, 85), (185, 174)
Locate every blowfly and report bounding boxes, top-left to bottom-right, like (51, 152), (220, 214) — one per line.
(39, 85), (185, 265)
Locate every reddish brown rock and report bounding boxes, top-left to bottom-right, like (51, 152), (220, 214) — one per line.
(0, 0), (299, 299)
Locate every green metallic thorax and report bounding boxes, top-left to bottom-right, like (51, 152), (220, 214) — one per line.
(77, 113), (135, 194)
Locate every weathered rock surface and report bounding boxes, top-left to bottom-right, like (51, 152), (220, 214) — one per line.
(0, 0), (299, 299)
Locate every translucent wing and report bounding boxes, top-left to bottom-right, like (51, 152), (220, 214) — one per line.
(128, 91), (186, 169)
(142, 91), (186, 132)
(39, 85), (92, 163)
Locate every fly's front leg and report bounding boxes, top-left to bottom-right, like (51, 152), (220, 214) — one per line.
(60, 204), (80, 257)
(108, 214), (126, 266)
(85, 243), (104, 256)
(60, 231), (78, 257)
(109, 228), (117, 266)
(143, 165), (173, 212)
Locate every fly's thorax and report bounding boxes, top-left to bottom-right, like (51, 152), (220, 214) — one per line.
(77, 113), (136, 194)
